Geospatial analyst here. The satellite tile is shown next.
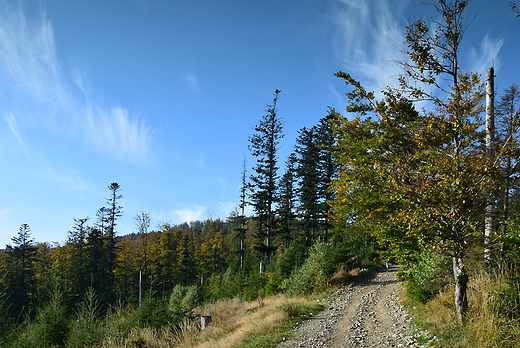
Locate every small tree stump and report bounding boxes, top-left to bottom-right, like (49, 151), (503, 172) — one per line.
(201, 315), (212, 330)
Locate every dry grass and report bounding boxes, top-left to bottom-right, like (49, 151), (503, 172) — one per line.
(99, 295), (308, 348)
(329, 266), (361, 286)
(172, 295), (314, 348)
(408, 269), (520, 348)
(97, 266), (364, 347)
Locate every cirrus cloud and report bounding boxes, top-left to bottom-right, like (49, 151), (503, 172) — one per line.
(0, 1), (154, 164)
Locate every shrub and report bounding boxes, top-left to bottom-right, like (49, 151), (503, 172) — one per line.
(135, 297), (173, 329)
(15, 285), (69, 348)
(281, 302), (323, 320)
(204, 268), (240, 301)
(401, 249), (450, 304)
(286, 241), (332, 296)
(104, 300), (136, 342)
(169, 284), (201, 316)
(66, 288), (104, 348)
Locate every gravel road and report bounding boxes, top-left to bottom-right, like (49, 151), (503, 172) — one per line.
(277, 265), (436, 348)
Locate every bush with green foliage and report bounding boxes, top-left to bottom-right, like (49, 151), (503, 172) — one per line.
(66, 288), (104, 348)
(398, 249), (450, 304)
(135, 296), (174, 329)
(14, 285), (69, 348)
(169, 284), (201, 317)
(204, 268), (238, 301)
(0, 288), (16, 347)
(285, 241), (332, 296)
(104, 300), (137, 342)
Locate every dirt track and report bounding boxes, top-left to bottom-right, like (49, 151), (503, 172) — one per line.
(277, 266), (436, 348)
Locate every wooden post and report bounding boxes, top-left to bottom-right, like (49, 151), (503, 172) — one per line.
(201, 315), (212, 330)
(485, 67), (495, 261)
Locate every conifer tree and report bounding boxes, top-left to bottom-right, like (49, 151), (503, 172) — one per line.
(85, 226), (104, 301)
(495, 85), (520, 257)
(103, 182), (123, 302)
(315, 113), (337, 236)
(66, 217), (90, 303)
(5, 224), (37, 319)
(230, 157), (248, 271)
(295, 127), (320, 250)
(278, 153), (297, 249)
(177, 233), (196, 286)
(248, 89), (284, 267)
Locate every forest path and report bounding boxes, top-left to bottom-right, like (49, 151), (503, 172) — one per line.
(277, 266), (435, 348)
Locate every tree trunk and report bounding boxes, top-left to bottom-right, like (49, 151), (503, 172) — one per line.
(484, 67), (495, 261)
(453, 257), (468, 320)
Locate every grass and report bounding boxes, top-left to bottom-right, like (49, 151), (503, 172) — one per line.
(171, 296), (322, 348)
(329, 265), (362, 286)
(170, 266), (365, 348)
(405, 268), (520, 348)
(83, 265), (370, 347)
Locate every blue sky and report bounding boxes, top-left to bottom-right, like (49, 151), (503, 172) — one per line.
(0, 0), (517, 247)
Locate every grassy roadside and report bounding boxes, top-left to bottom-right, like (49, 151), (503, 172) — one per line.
(404, 269), (520, 348)
(171, 267), (364, 348)
(171, 293), (323, 348)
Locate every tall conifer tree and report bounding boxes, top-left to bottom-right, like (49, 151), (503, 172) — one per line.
(295, 127), (320, 249)
(278, 153), (297, 249)
(248, 89), (284, 267)
(5, 224), (37, 319)
(103, 182), (123, 303)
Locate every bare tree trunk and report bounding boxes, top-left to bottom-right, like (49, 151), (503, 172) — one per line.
(453, 257), (468, 320)
(240, 238), (244, 270)
(484, 67), (495, 261)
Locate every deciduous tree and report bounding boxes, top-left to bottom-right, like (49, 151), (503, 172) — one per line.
(331, 0), (494, 320)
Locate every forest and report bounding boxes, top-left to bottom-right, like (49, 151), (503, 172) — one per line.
(2, 1), (520, 347)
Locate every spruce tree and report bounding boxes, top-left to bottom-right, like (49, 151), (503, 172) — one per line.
(230, 157), (248, 272)
(278, 153), (297, 249)
(103, 182), (123, 303)
(5, 224), (37, 319)
(315, 113), (337, 237)
(295, 127), (320, 250)
(248, 89), (284, 267)
(66, 217), (90, 304)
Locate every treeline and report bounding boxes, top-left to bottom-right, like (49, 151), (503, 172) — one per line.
(0, 95), (366, 346)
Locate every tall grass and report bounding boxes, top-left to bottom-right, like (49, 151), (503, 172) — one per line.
(172, 296), (322, 348)
(407, 267), (520, 348)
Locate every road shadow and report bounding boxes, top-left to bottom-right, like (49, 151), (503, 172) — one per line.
(347, 265), (400, 288)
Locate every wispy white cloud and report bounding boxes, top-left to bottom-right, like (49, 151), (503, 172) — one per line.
(186, 72), (200, 91)
(0, 3), (63, 104)
(0, 2), (154, 163)
(42, 163), (90, 192)
(86, 105), (154, 161)
(218, 201), (235, 219)
(469, 33), (503, 76)
(3, 112), (23, 144)
(173, 205), (206, 223)
(330, 0), (410, 93)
